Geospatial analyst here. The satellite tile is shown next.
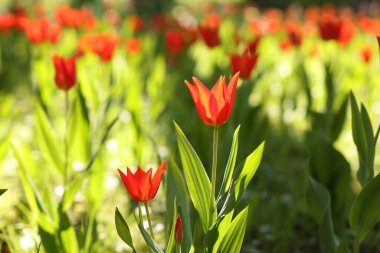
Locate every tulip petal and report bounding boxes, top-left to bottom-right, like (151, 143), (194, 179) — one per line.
(134, 167), (152, 201)
(118, 168), (140, 201)
(211, 75), (226, 109)
(192, 77), (212, 118)
(150, 162), (167, 199)
(226, 72), (239, 117)
(209, 93), (219, 125)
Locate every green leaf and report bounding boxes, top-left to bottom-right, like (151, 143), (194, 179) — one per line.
(204, 209), (233, 252)
(174, 122), (211, 232)
(58, 210), (79, 253)
(350, 92), (370, 186)
(39, 225), (58, 253)
(218, 125), (240, 199)
(11, 142), (56, 233)
(166, 159), (192, 252)
(115, 207), (135, 250)
(0, 189), (6, 197)
(331, 95), (348, 142)
(306, 176), (339, 253)
(219, 142), (264, 217)
(166, 199), (177, 253)
(135, 206), (164, 253)
(61, 170), (92, 211)
(213, 207), (248, 253)
(350, 172), (380, 243)
(34, 105), (64, 175)
(68, 88), (90, 163)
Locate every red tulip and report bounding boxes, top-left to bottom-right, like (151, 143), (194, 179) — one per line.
(78, 33), (120, 61)
(199, 13), (221, 48)
(125, 15), (144, 32)
(52, 54), (77, 91)
(21, 18), (61, 44)
(360, 46), (372, 64)
(185, 72), (240, 126)
(174, 214), (183, 243)
(230, 51), (258, 80)
(55, 6), (98, 30)
(377, 36), (380, 51)
(118, 162), (166, 202)
(124, 38), (141, 55)
(0, 14), (15, 32)
(165, 30), (186, 54)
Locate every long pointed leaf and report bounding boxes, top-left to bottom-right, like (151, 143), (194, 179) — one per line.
(174, 122), (211, 232)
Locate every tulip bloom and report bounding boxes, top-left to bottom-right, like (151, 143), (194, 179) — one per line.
(78, 33), (120, 61)
(199, 13), (221, 48)
(21, 18), (61, 44)
(185, 72), (239, 126)
(52, 54), (77, 91)
(230, 52), (258, 80)
(174, 214), (183, 244)
(165, 30), (186, 54)
(124, 38), (141, 55)
(118, 162), (166, 202)
(360, 46), (371, 64)
(0, 14), (15, 32)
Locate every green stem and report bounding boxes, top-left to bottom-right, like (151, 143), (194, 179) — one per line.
(63, 91), (69, 186)
(209, 126), (218, 227)
(353, 238), (360, 253)
(176, 243), (181, 253)
(144, 201), (155, 239)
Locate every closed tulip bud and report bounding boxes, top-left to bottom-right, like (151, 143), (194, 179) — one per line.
(174, 214), (183, 244)
(52, 54), (77, 91)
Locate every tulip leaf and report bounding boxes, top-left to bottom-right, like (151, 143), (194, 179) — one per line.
(219, 142), (264, 217)
(135, 206), (164, 253)
(217, 125), (240, 200)
(213, 207), (248, 253)
(350, 172), (380, 244)
(331, 95), (348, 142)
(68, 88), (90, 164)
(166, 159), (192, 252)
(58, 209), (79, 253)
(115, 207), (135, 250)
(174, 122), (211, 232)
(306, 176), (339, 253)
(0, 189), (6, 197)
(35, 104), (64, 176)
(350, 92), (374, 187)
(204, 209), (233, 252)
(61, 170), (92, 211)
(38, 225), (58, 253)
(166, 199), (177, 253)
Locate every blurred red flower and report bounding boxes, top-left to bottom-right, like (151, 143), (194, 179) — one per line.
(78, 33), (120, 61)
(124, 38), (141, 55)
(318, 14), (355, 45)
(118, 162), (166, 202)
(52, 54), (77, 91)
(55, 6), (97, 30)
(199, 13), (221, 48)
(185, 72), (240, 126)
(165, 30), (186, 54)
(230, 51), (258, 80)
(0, 14), (15, 32)
(21, 18), (61, 44)
(360, 46), (371, 64)
(125, 15), (144, 32)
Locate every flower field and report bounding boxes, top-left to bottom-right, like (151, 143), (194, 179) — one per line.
(0, 1), (380, 252)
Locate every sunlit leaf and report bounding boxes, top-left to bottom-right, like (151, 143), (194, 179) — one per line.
(350, 172), (380, 243)
(213, 207), (248, 253)
(174, 122), (211, 232)
(115, 207), (135, 250)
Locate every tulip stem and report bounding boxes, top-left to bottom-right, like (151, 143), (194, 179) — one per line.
(144, 201), (155, 240)
(210, 126), (218, 225)
(63, 91), (69, 186)
(176, 243), (181, 253)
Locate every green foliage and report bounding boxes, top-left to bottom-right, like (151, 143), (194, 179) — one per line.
(350, 173), (380, 247)
(350, 92), (380, 187)
(174, 122), (212, 232)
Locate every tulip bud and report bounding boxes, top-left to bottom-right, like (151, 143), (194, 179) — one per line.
(174, 214), (183, 244)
